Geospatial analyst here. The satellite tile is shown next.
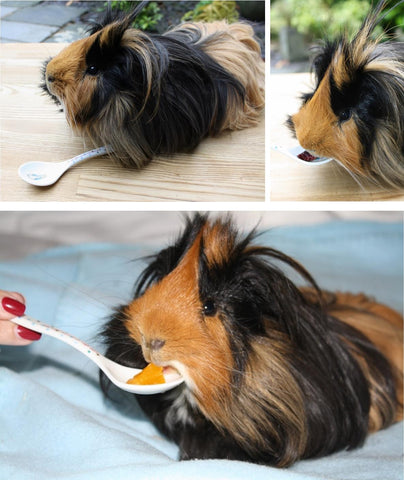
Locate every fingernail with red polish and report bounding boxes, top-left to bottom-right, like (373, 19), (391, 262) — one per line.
(2, 297), (26, 317)
(16, 325), (41, 341)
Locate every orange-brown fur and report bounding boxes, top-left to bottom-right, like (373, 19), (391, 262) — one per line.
(44, 18), (264, 167)
(123, 223), (310, 466)
(302, 288), (403, 428)
(125, 229), (233, 418)
(45, 35), (97, 127)
(102, 215), (403, 466)
(291, 68), (363, 174)
(289, 1), (404, 187)
(176, 21), (265, 130)
(46, 21), (265, 131)
(123, 219), (402, 465)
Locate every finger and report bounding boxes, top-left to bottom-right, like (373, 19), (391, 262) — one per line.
(0, 321), (40, 346)
(0, 293), (26, 320)
(0, 290), (25, 305)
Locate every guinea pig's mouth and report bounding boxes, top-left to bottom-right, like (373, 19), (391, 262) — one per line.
(159, 361), (191, 387)
(304, 149), (320, 158)
(162, 365), (183, 382)
(40, 58), (62, 107)
(285, 115), (329, 160)
(140, 340), (189, 387)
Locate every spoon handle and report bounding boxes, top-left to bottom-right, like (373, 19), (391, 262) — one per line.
(11, 315), (105, 369)
(11, 316), (184, 395)
(68, 146), (111, 167)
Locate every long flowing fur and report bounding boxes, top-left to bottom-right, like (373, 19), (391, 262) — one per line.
(287, 0), (404, 188)
(41, 5), (264, 168)
(100, 214), (403, 467)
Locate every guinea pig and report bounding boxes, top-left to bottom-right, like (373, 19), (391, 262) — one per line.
(41, 2), (265, 168)
(287, 0), (404, 189)
(101, 213), (403, 467)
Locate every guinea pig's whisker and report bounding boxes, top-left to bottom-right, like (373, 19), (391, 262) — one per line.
(198, 351), (247, 382)
(29, 261), (135, 318)
(334, 159), (367, 191)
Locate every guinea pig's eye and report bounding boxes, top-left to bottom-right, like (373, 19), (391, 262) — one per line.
(339, 108), (352, 123)
(203, 299), (217, 317)
(86, 65), (99, 76)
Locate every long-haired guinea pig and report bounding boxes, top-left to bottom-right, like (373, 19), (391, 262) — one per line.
(100, 214), (403, 467)
(41, 2), (264, 168)
(287, 0), (404, 189)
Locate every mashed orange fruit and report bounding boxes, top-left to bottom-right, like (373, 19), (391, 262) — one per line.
(127, 363), (165, 385)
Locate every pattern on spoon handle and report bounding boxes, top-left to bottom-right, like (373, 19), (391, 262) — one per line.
(11, 315), (104, 366)
(10, 316), (184, 394)
(69, 146), (111, 166)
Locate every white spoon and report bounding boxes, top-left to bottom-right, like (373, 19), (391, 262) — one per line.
(272, 145), (333, 165)
(18, 146), (110, 186)
(11, 315), (184, 395)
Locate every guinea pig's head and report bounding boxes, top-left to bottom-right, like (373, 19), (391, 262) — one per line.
(119, 214), (320, 428)
(123, 215), (242, 413)
(287, 1), (404, 188)
(41, 3), (158, 159)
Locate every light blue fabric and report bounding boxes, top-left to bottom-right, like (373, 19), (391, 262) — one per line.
(0, 221), (402, 480)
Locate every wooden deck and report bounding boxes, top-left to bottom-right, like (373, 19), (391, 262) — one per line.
(0, 43), (265, 202)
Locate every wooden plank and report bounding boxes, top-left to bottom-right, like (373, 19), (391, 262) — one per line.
(0, 43), (265, 202)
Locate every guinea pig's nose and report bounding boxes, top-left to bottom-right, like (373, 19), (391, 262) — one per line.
(47, 74), (55, 83)
(149, 338), (166, 351)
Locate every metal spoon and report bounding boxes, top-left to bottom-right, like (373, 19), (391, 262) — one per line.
(18, 146), (110, 187)
(11, 315), (183, 395)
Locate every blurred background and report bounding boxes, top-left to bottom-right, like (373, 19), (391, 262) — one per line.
(0, 0), (265, 55)
(270, 0), (404, 73)
(0, 211), (401, 259)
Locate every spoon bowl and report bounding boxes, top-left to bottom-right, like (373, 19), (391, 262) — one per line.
(11, 315), (184, 395)
(272, 145), (333, 165)
(18, 146), (110, 187)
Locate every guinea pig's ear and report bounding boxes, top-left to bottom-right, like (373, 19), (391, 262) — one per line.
(228, 242), (325, 337)
(133, 213), (208, 297)
(85, 2), (150, 69)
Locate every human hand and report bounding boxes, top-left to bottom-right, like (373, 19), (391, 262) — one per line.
(0, 291), (41, 345)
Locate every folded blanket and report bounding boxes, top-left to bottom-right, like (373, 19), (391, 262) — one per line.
(0, 220), (402, 480)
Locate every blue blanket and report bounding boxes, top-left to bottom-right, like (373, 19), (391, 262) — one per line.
(0, 221), (402, 480)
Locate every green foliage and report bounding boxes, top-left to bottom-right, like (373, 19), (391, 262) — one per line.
(182, 1), (239, 23)
(271, 0), (372, 39)
(107, 1), (162, 31)
(271, 0), (403, 40)
(382, 0), (404, 34)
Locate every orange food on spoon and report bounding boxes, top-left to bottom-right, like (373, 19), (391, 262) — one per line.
(127, 363), (165, 385)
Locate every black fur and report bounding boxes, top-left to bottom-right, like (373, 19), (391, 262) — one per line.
(288, 0), (404, 174)
(325, 44), (403, 162)
(41, 7), (246, 165)
(92, 27), (243, 155)
(100, 214), (398, 466)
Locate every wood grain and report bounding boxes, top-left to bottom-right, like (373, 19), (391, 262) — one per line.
(269, 73), (404, 202)
(0, 44), (265, 202)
